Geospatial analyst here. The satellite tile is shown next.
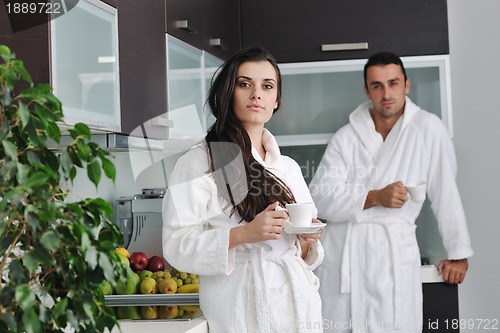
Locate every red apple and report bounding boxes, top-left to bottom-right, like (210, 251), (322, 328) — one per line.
(147, 255), (166, 272)
(129, 252), (149, 272)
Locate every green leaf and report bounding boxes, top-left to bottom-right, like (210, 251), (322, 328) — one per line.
(74, 122), (91, 140)
(101, 157), (116, 181)
(98, 254), (115, 282)
(18, 101), (30, 128)
(53, 297), (68, 322)
(47, 121), (62, 142)
(15, 285), (36, 310)
(22, 252), (39, 274)
(16, 163), (31, 184)
(85, 246), (98, 270)
(24, 171), (50, 188)
(87, 159), (101, 187)
(7, 259), (27, 284)
(2, 140), (18, 161)
(40, 230), (61, 252)
(22, 307), (41, 333)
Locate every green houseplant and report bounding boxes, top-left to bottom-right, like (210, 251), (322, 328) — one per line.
(0, 45), (125, 332)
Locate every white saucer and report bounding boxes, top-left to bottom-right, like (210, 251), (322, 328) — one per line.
(284, 223), (327, 234)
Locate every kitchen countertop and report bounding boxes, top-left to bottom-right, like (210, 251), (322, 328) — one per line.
(421, 265), (444, 283)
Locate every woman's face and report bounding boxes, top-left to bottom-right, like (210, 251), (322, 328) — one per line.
(232, 61), (279, 130)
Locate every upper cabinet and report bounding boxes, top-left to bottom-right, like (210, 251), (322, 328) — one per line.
(117, 0), (168, 137)
(240, 0), (449, 63)
(166, 0), (241, 61)
(51, 0), (121, 132)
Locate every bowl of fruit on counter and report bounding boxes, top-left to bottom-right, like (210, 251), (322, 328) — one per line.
(103, 248), (201, 321)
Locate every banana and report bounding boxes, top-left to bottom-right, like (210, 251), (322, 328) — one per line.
(176, 283), (199, 293)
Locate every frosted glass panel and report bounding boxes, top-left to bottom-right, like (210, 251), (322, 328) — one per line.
(204, 53), (223, 130)
(267, 58), (446, 141)
(167, 36), (204, 135)
(51, 0), (120, 131)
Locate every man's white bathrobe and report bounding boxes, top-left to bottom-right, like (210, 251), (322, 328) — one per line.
(309, 97), (473, 332)
(163, 129), (324, 333)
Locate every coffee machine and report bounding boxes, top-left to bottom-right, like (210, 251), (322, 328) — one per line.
(115, 188), (165, 258)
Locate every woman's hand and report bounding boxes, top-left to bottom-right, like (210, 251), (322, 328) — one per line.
(298, 218), (324, 258)
(229, 201), (288, 248)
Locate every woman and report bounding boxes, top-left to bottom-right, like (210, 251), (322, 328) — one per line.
(162, 46), (324, 332)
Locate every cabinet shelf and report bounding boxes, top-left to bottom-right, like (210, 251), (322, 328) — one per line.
(104, 293), (199, 307)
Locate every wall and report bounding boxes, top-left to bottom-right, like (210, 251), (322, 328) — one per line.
(448, 0), (500, 326)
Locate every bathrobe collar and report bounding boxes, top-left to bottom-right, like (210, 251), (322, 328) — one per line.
(349, 96), (421, 161)
(251, 128), (281, 168)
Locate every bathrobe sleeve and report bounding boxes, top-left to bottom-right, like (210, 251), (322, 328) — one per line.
(308, 127), (367, 223)
(162, 145), (236, 276)
(423, 115), (474, 259)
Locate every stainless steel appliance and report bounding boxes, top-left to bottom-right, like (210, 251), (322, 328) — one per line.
(115, 189), (165, 258)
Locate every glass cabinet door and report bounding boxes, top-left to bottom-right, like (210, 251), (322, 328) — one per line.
(166, 35), (205, 140)
(51, 0), (120, 132)
(268, 55), (452, 146)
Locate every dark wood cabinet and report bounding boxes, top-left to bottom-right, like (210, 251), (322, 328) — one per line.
(117, 0), (168, 136)
(423, 283), (459, 332)
(0, 7), (50, 87)
(166, 0), (204, 50)
(241, 0), (449, 63)
(201, 0), (241, 60)
(166, 0), (241, 61)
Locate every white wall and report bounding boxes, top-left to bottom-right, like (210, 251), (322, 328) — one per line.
(448, 0), (500, 325)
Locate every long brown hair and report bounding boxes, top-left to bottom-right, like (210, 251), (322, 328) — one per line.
(205, 46), (295, 222)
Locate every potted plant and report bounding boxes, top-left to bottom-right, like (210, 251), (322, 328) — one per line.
(0, 45), (125, 332)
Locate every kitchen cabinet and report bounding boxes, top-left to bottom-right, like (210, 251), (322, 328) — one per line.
(201, 0), (241, 61)
(421, 266), (459, 332)
(0, 4), (49, 87)
(241, 0), (449, 63)
(51, 0), (121, 132)
(1, 0), (168, 136)
(270, 55), (452, 147)
(166, 0), (241, 61)
(118, 0), (168, 137)
(166, 36), (223, 141)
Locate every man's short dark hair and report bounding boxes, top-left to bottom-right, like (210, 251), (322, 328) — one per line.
(363, 52), (407, 88)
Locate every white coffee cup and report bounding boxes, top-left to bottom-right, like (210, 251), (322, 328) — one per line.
(405, 181), (426, 203)
(282, 203), (314, 227)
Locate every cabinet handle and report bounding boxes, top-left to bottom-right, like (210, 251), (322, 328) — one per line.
(321, 42), (369, 52)
(210, 38), (223, 49)
(176, 20), (196, 34)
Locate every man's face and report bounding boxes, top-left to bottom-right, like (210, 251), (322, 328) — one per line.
(364, 64), (410, 119)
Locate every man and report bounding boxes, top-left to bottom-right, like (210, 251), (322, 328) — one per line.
(309, 52), (473, 332)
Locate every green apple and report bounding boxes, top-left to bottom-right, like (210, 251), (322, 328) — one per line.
(139, 270), (153, 281)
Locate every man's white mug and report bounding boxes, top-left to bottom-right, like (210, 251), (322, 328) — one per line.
(283, 203), (314, 227)
(405, 181), (426, 203)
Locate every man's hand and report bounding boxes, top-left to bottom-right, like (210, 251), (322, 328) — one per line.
(437, 258), (469, 284)
(364, 181), (408, 209)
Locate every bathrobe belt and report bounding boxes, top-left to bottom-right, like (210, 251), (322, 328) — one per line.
(235, 246), (308, 333)
(340, 220), (407, 330)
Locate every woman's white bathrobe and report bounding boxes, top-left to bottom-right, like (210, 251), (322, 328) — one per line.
(162, 129), (324, 333)
(309, 97), (473, 332)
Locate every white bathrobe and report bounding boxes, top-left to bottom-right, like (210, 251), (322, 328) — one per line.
(309, 97), (473, 332)
(163, 129), (324, 333)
